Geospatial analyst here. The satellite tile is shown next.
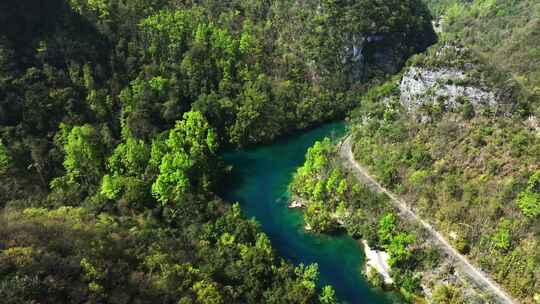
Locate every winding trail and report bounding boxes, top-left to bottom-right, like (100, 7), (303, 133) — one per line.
(339, 136), (516, 304)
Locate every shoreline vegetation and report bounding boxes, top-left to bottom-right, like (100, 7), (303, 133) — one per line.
(289, 195), (395, 293)
(288, 137), (493, 302)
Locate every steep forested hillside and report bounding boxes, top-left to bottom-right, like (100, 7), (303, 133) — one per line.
(2, 204), (335, 303)
(0, 0), (435, 207)
(427, 0), (540, 106)
(0, 0), (436, 303)
(291, 0), (540, 302)
(345, 1), (540, 301)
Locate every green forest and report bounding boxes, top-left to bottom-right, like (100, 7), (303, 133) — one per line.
(289, 140), (431, 302)
(0, 0), (437, 303)
(2, 0), (539, 303)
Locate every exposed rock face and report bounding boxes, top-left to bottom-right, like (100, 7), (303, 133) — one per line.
(345, 33), (435, 84)
(342, 34), (368, 83)
(399, 66), (497, 116)
(343, 34), (400, 83)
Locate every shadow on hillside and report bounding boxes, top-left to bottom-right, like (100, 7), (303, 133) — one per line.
(0, 0), (110, 68)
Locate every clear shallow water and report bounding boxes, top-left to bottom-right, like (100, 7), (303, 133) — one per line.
(223, 122), (396, 304)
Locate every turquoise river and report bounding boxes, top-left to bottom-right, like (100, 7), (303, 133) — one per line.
(223, 122), (399, 303)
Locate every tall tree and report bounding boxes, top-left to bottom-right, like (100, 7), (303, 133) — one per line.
(0, 139), (10, 175)
(53, 124), (104, 189)
(152, 111), (218, 207)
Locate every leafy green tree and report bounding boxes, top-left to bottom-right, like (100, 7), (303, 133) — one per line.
(100, 135), (152, 210)
(395, 270), (422, 299)
(386, 232), (416, 267)
(366, 267), (385, 288)
(377, 213), (415, 266)
(432, 284), (464, 304)
(139, 9), (201, 64)
(192, 280), (223, 304)
(181, 22), (236, 99)
(409, 170), (428, 187)
(492, 219), (511, 251)
(306, 139), (333, 171)
(461, 99), (475, 119)
(336, 179), (348, 198)
(100, 174), (122, 200)
(152, 111), (218, 206)
(305, 201), (336, 233)
(107, 137), (150, 176)
(378, 213), (397, 245)
(0, 140), (10, 175)
(52, 124), (104, 189)
(288, 263), (320, 302)
(229, 76), (282, 146)
(319, 285), (337, 304)
(517, 171), (540, 218)
(312, 180), (326, 201)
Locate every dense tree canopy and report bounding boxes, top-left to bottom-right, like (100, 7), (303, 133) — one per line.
(290, 137), (432, 301)
(0, 0), (437, 302)
(152, 111), (218, 207)
(0, 204), (337, 304)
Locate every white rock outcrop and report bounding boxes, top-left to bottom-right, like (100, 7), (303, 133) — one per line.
(289, 200), (304, 209)
(525, 115), (540, 133)
(362, 240), (393, 284)
(399, 67), (497, 115)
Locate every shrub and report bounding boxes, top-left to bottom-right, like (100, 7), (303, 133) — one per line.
(409, 170), (429, 188)
(492, 219), (511, 251)
(0, 140), (10, 175)
(517, 172), (540, 218)
(461, 99), (475, 119)
(432, 284), (464, 304)
(517, 191), (540, 218)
